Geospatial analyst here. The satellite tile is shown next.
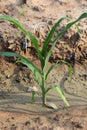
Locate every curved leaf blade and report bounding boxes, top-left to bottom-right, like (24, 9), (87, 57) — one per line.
(44, 12), (87, 72)
(0, 52), (42, 75)
(55, 85), (70, 106)
(0, 15), (42, 58)
(41, 17), (68, 56)
(45, 63), (57, 80)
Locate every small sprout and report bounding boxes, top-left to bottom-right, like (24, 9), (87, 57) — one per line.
(0, 12), (87, 108)
(27, 86), (38, 102)
(27, 86), (38, 93)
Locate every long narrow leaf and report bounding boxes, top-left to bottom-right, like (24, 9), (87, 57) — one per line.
(41, 17), (68, 56)
(45, 85), (70, 106)
(0, 52), (42, 75)
(0, 15), (43, 59)
(45, 60), (73, 81)
(57, 60), (73, 80)
(44, 12), (87, 72)
(43, 36), (58, 73)
(18, 59), (42, 86)
(45, 63), (57, 80)
(55, 85), (70, 106)
(34, 70), (42, 86)
(42, 48), (52, 73)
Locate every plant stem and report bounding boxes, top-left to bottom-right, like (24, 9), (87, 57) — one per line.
(41, 76), (46, 105)
(42, 91), (46, 105)
(31, 92), (35, 102)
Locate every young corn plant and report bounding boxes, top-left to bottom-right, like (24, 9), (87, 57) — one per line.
(0, 12), (87, 108)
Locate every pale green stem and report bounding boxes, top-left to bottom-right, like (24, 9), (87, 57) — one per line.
(41, 76), (46, 105)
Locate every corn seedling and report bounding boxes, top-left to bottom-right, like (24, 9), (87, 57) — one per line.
(0, 12), (87, 108)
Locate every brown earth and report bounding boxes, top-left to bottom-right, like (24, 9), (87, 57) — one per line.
(0, 0), (87, 129)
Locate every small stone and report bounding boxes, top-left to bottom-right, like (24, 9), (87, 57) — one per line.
(8, 44), (16, 50)
(3, 9), (9, 14)
(6, 74), (11, 78)
(45, 102), (58, 110)
(15, 77), (21, 82)
(48, 20), (53, 25)
(32, 6), (40, 11)
(27, 86), (38, 92)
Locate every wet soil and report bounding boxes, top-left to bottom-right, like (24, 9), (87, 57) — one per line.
(0, 0), (87, 129)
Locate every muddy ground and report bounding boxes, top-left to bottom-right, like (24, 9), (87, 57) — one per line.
(0, 0), (87, 129)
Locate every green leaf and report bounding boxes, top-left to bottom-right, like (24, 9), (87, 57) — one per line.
(77, 12), (87, 21)
(41, 17), (67, 70)
(41, 17), (68, 56)
(59, 60), (73, 80)
(55, 85), (70, 106)
(45, 87), (52, 94)
(44, 12), (87, 68)
(0, 15), (42, 59)
(42, 48), (52, 73)
(45, 59), (73, 81)
(45, 84), (70, 106)
(57, 60), (73, 80)
(0, 52), (42, 75)
(45, 63), (57, 80)
(31, 92), (35, 102)
(42, 38), (59, 73)
(34, 70), (42, 86)
(64, 12), (87, 34)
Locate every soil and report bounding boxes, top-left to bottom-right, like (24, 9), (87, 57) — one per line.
(0, 0), (87, 129)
